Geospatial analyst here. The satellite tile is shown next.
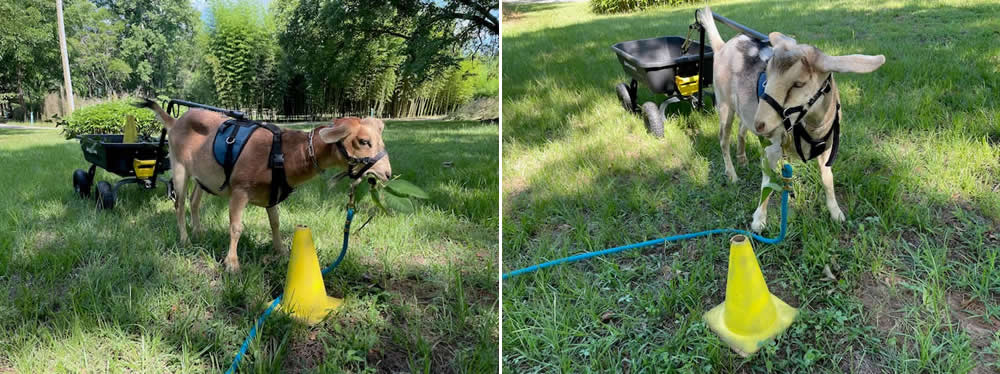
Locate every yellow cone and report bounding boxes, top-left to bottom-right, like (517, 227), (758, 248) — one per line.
(704, 235), (797, 356)
(274, 225), (343, 325)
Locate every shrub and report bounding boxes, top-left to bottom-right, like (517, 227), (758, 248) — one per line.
(58, 98), (161, 139)
(590, 0), (699, 14)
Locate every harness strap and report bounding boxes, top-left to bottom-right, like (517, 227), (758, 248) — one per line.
(335, 141), (387, 179)
(262, 123), (293, 208)
(792, 103), (841, 166)
(758, 74), (840, 166)
(218, 120), (260, 191)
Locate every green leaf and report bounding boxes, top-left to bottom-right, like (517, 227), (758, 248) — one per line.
(383, 191), (416, 213)
(369, 187), (389, 214)
(384, 179), (430, 199)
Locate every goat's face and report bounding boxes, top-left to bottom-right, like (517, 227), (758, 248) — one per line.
(753, 32), (885, 136)
(319, 117), (392, 183)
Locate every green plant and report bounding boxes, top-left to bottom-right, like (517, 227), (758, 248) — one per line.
(57, 98), (160, 139)
(590, 0), (698, 14)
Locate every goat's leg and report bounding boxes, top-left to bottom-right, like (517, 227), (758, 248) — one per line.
(818, 150), (846, 222)
(172, 163), (189, 245)
(718, 102), (738, 182)
(266, 205), (285, 253)
(737, 126), (748, 166)
(224, 190), (249, 272)
(190, 187), (204, 236)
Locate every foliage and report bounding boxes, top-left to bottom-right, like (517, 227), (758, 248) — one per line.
(0, 0), (497, 121)
(205, 0), (280, 109)
(590, 0), (698, 14)
(0, 0), (59, 120)
(57, 97), (158, 138)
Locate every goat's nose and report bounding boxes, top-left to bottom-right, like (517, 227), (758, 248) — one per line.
(384, 170), (392, 180)
(755, 121), (767, 133)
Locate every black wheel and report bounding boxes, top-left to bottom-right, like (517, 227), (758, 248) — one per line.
(95, 181), (115, 210)
(615, 82), (634, 112)
(641, 101), (664, 138)
(73, 169), (92, 198)
(166, 179), (176, 202)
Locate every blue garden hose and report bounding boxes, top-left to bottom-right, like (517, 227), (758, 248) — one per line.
(503, 164), (794, 280)
(225, 208), (355, 374)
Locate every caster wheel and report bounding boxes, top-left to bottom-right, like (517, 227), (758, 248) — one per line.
(95, 181), (116, 210)
(73, 169), (92, 198)
(641, 101), (664, 138)
(615, 82), (635, 112)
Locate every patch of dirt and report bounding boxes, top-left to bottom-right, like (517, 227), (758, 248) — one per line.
(856, 273), (909, 338)
(33, 230), (62, 250)
(946, 292), (1000, 349)
(838, 350), (882, 374)
(283, 329), (326, 374)
(386, 277), (442, 305)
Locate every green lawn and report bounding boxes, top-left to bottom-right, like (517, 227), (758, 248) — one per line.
(0, 120), (498, 373)
(502, 0), (999, 372)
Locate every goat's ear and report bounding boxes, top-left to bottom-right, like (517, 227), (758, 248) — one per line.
(768, 32), (797, 49)
(361, 117), (385, 134)
(319, 122), (353, 143)
(814, 51), (885, 73)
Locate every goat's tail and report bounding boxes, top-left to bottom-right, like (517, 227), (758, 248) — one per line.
(132, 98), (175, 129)
(697, 7), (726, 53)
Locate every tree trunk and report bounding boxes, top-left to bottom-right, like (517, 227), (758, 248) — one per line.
(56, 0), (75, 114)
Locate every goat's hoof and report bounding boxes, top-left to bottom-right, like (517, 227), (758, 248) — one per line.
(751, 219), (766, 233)
(726, 170), (739, 183)
(829, 208), (846, 222)
(224, 257), (240, 273)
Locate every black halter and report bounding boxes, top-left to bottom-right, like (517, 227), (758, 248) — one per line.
(759, 74), (841, 167)
(335, 141), (387, 179)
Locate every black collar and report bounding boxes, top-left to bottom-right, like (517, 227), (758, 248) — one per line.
(335, 141), (386, 179)
(759, 74), (841, 166)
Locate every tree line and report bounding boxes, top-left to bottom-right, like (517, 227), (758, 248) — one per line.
(0, 0), (498, 121)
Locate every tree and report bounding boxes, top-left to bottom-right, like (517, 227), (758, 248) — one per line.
(0, 0), (59, 120)
(90, 0), (199, 94)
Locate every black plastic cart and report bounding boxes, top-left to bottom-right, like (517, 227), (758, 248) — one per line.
(612, 11), (770, 137)
(72, 130), (172, 209)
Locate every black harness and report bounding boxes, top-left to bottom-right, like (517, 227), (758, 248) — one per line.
(759, 73), (841, 167)
(212, 119), (293, 208)
(335, 141), (386, 179)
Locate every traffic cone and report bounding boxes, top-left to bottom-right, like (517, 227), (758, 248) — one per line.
(704, 235), (797, 356)
(274, 225), (343, 325)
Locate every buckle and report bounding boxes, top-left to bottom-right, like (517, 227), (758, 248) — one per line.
(226, 136), (236, 145)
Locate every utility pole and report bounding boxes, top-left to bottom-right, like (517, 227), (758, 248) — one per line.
(56, 0), (74, 114)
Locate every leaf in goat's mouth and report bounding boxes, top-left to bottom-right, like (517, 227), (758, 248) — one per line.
(382, 179), (430, 200)
(354, 178), (428, 214)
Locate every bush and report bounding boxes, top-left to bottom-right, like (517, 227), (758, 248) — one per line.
(590, 0), (698, 14)
(58, 98), (160, 139)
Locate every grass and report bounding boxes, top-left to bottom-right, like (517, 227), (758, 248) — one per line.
(502, 0), (999, 372)
(0, 119), (498, 373)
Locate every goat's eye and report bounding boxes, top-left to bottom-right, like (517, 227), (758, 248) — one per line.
(358, 139), (371, 147)
(793, 81), (806, 88)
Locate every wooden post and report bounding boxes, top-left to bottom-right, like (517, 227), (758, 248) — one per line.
(56, 0), (75, 114)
